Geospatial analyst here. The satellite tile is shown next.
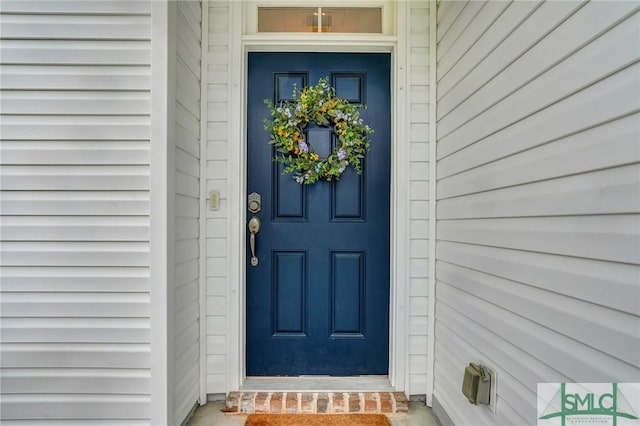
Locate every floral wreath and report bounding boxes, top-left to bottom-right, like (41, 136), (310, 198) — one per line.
(264, 77), (373, 184)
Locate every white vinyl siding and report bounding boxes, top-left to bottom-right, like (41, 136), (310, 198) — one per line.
(407, 0), (430, 397)
(433, 1), (640, 425)
(173, 0), (202, 423)
(0, 1), (152, 424)
(205, 0), (230, 394)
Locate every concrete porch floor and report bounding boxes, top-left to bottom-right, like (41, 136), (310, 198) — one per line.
(187, 400), (441, 426)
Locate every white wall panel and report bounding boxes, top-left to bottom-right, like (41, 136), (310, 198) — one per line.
(0, 343), (150, 368)
(0, 1), (150, 15)
(1, 91), (150, 115)
(0, 65), (150, 91)
(436, 1), (508, 80)
(0, 191), (150, 216)
(406, 0), (431, 396)
(437, 1), (541, 97)
(437, 1), (583, 118)
(173, 0), (202, 423)
(0, 1), (153, 423)
(0, 40), (151, 65)
(0, 395), (150, 422)
(0, 14), (150, 40)
(438, 114), (640, 197)
(205, 0), (229, 394)
(433, 2), (640, 425)
(436, 1), (484, 62)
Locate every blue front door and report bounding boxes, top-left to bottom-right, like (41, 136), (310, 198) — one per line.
(246, 53), (391, 376)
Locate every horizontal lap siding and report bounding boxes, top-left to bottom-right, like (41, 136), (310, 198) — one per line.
(205, 0), (229, 394)
(0, 1), (152, 424)
(174, 0), (202, 423)
(408, 0), (430, 396)
(434, 1), (640, 425)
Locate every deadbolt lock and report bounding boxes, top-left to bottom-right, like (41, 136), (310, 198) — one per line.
(248, 192), (261, 213)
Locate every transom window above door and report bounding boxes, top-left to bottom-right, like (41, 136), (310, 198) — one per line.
(244, 2), (395, 36)
(258, 7), (382, 33)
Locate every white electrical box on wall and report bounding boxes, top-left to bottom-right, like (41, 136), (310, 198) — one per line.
(209, 191), (220, 211)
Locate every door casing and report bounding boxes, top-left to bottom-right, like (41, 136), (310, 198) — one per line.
(223, 5), (411, 394)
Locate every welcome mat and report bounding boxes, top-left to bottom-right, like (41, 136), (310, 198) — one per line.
(244, 413), (391, 426)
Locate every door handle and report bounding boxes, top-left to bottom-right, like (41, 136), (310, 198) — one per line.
(248, 216), (261, 266)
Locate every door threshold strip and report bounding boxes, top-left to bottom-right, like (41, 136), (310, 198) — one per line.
(241, 376), (393, 392)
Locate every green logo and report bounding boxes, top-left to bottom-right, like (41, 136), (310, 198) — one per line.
(539, 383), (639, 426)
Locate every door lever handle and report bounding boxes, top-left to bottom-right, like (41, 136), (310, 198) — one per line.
(248, 216), (261, 266)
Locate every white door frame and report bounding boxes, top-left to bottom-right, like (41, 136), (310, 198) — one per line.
(224, 1), (411, 393)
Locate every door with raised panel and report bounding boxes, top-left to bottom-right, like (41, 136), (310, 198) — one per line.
(246, 52), (390, 375)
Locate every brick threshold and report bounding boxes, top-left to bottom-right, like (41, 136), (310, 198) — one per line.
(224, 391), (408, 415)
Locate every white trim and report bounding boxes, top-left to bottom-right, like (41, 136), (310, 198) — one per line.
(241, 376), (393, 391)
(241, 34), (397, 50)
(198, 0), (210, 406)
(225, 1), (411, 394)
(150, 1), (173, 423)
(426, 0), (437, 407)
(227, 0), (245, 394)
(389, 0), (410, 394)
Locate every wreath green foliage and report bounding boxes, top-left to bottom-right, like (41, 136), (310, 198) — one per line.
(263, 77), (373, 184)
